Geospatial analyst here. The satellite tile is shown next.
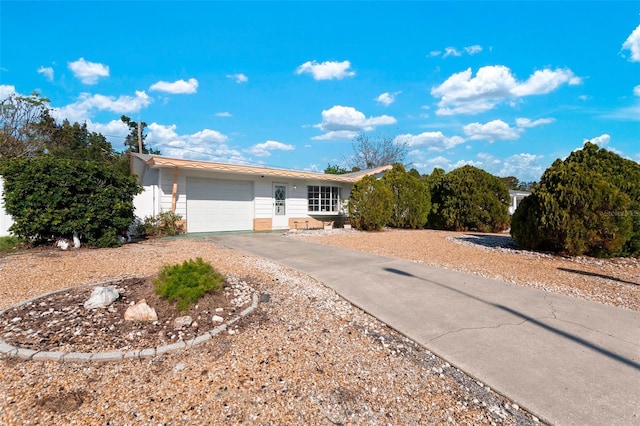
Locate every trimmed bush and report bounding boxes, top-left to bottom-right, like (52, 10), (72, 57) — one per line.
(382, 163), (431, 229)
(349, 175), (392, 231)
(511, 143), (638, 257)
(0, 155), (141, 247)
(154, 258), (225, 312)
(428, 165), (510, 232)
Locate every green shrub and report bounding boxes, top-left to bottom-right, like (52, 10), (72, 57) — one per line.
(0, 155), (141, 248)
(511, 143), (637, 257)
(428, 165), (510, 232)
(382, 163), (431, 229)
(154, 258), (225, 312)
(348, 175), (392, 231)
(140, 211), (184, 237)
(0, 236), (22, 254)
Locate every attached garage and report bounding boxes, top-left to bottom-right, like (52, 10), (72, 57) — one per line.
(186, 177), (254, 232)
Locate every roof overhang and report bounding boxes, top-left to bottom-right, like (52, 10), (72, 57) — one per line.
(131, 153), (392, 183)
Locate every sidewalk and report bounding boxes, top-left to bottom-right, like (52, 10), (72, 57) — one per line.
(211, 232), (640, 426)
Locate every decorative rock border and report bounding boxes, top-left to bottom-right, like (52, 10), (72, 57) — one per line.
(0, 278), (260, 363)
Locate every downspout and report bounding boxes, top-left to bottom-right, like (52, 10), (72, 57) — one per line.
(171, 166), (178, 213)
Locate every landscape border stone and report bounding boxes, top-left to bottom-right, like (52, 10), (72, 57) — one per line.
(0, 278), (260, 363)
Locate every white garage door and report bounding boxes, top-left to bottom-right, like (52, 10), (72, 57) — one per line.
(186, 177), (254, 232)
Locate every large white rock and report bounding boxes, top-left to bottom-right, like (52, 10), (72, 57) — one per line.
(173, 315), (193, 329)
(124, 299), (158, 322)
(84, 286), (120, 309)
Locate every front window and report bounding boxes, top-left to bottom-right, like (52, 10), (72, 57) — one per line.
(308, 185), (341, 212)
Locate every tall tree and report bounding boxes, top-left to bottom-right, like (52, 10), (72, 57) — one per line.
(0, 93), (52, 158)
(120, 115), (159, 154)
(348, 133), (407, 170)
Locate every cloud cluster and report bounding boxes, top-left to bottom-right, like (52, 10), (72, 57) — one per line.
(463, 117), (554, 142)
(429, 45), (483, 58)
(431, 65), (580, 115)
(51, 91), (152, 123)
(37, 66), (54, 82)
(375, 91), (401, 106)
(147, 123), (245, 162)
(296, 60), (355, 80)
(312, 105), (396, 140)
(150, 78), (198, 94)
(247, 140), (295, 157)
(68, 58), (109, 84)
(622, 24), (640, 62)
(394, 131), (465, 152)
(227, 73), (248, 83)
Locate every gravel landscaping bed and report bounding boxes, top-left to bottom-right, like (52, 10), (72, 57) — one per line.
(3, 228), (634, 424)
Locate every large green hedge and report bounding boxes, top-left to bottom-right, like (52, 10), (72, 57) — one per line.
(349, 175), (392, 231)
(511, 143), (639, 257)
(428, 165), (510, 232)
(382, 163), (431, 229)
(1, 155), (141, 247)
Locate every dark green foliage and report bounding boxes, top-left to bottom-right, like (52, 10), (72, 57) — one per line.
(0, 155), (141, 247)
(121, 115), (160, 154)
(324, 163), (349, 175)
(428, 165), (510, 233)
(349, 175), (392, 231)
(382, 163), (431, 229)
(511, 143), (639, 257)
(154, 258), (224, 312)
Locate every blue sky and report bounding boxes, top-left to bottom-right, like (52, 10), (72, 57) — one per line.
(1, 1), (639, 182)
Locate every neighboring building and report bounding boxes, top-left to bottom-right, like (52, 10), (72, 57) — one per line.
(131, 153), (391, 233)
(508, 190), (531, 215)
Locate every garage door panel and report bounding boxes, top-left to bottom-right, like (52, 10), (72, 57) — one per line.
(187, 178), (254, 232)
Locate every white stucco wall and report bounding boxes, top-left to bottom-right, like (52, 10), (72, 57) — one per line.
(0, 177), (15, 237)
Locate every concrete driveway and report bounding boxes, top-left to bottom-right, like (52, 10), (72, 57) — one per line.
(210, 232), (640, 426)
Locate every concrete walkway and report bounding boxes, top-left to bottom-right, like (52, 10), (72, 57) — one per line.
(211, 232), (640, 426)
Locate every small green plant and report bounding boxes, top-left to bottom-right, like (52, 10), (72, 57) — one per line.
(0, 236), (22, 254)
(154, 258), (224, 311)
(141, 211), (184, 237)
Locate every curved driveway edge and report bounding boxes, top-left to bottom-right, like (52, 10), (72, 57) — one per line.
(211, 232), (640, 426)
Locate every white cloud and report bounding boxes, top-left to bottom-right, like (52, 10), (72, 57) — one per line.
(227, 73), (248, 83)
(634, 85), (640, 97)
(498, 153), (546, 181)
(394, 131), (465, 152)
(311, 130), (360, 141)
(147, 123), (245, 162)
(51, 91), (152, 123)
(443, 47), (462, 57)
(37, 66), (54, 81)
(68, 57), (109, 84)
(149, 78), (198, 94)
(432, 65), (580, 115)
(295, 60), (355, 80)
(585, 134), (610, 147)
(510, 68), (581, 96)
(464, 45), (483, 55)
(0, 84), (16, 99)
(622, 24), (640, 62)
(375, 91), (401, 106)
(313, 105), (396, 139)
(428, 50), (441, 57)
(515, 117), (555, 128)
(463, 119), (520, 142)
(248, 140), (295, 157)
(215, 111), (232, 117)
